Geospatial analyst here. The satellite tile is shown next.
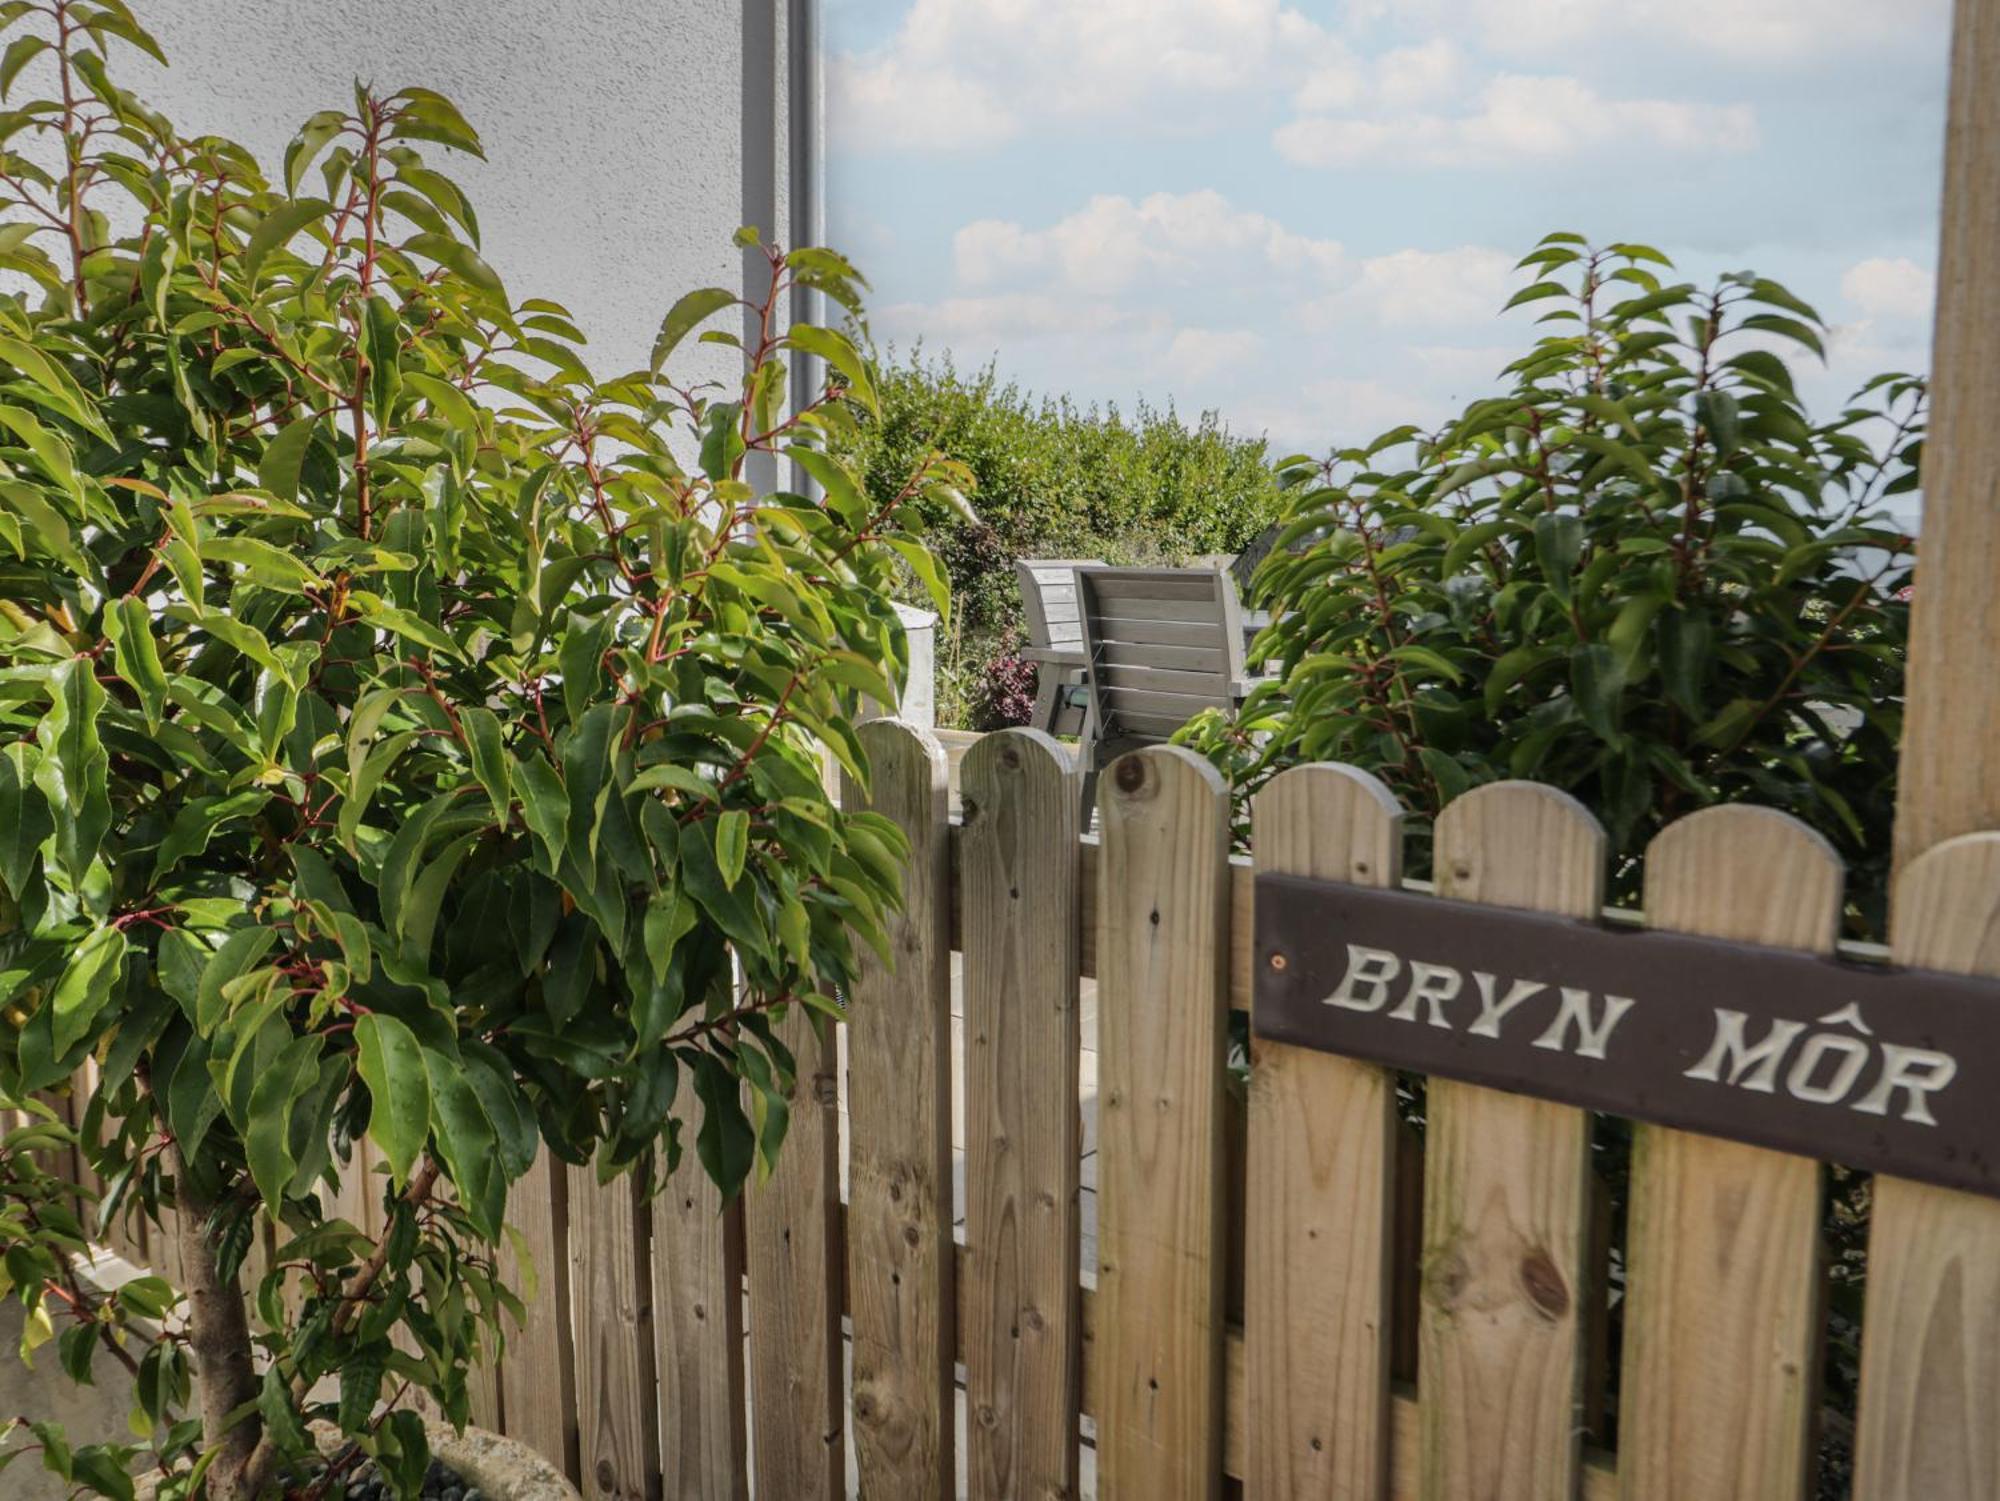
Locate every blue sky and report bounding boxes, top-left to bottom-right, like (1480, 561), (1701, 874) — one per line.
(824, 0), (1951, 461)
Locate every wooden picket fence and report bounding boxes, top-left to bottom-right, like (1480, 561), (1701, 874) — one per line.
(64, 716), (2000, 1499)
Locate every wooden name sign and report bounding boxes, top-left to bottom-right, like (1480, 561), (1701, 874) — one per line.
(1253, 874), (2000, 1200)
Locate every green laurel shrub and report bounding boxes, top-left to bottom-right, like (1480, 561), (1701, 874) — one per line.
(1181, 236), (1921, 934)
(0, 4), (956, 1497)
(831, 350), (1285, 726)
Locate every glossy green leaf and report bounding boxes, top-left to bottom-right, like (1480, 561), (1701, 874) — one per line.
(355, 1013), (431, 1188)
(47, 925), (125, 1057)
(241, 197), (332, 282)
(33, 657), (110, 880)
(715, 809), (749, 890)
(257, 416), (317, 502)
(652, 286), (737, 373)
(0, 743), (50, 897)
(459, 706), (511, 820)
(102, 596), (167, 729)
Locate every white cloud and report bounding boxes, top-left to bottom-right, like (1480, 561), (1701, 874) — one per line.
(1277, 73), (1757, 169)
(1816, 256), (1936, 404)
(830, 0), (1345, 150)
(955, 190), (1346, 296)
(1841, 256), (1936, 323)
(1309, 246), (1516, 327)
(1295, 37), (1468, 115)
(1250, 376), (1453, 450)
(881, 190), (1537, 451)
(875, 291), (1157, 349)
(829, 51), (1016, 150)
(1164, 327), (1265, 382)
(834, 0), (1773, 173)
(1387, 0), (1948, 64)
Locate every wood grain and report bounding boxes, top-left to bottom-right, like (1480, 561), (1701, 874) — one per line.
(841, 719), (956, 1499)
(743, 988), (845, 1499)
(959, 728), (1083, 1500)
(499, 1151), (578, 1481)
(1867, 9), (2000, 1487)
(1244, 763), (1403, 1501)
(1419, 783), (1603, 1501)
(567, 1167), (659, 1501)
(1094, 745), (1231, 1499)
(653, 1086), (747, 1500)
(1855, 833), (2000, 1499)
(1619, 806), (1840, 1501)
(1891, 0), (2000, 869)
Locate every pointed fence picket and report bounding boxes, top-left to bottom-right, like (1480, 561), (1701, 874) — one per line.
(959, 728), (1083, 1501)
(1244, 763), (1401, 1501)
(1094, 745), (1231, 1498)
(1419, 783), (1601, 1501)
(840, 719), (956, 1499)
(1618, 808), (1840, 1501)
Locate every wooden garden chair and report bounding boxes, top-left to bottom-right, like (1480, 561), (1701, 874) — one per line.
(1016, 557), (1104, 742)
(1074, 563), (1255, 808)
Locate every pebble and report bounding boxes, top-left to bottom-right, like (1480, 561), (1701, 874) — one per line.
(337, 1454), (473, 1501)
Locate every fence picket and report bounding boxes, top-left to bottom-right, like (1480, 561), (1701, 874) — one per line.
(841, 719), (955, 1499)
(1095, 746), (1231, 1499)
(1420, 782), (1602, 1500)
(654, 1086), (747, 1500)
(1245, 763), (1403, 1501)
(1854, 833), (2000, 1498)
(500, 1152), (578, 1481)
(567, 1169), (659, 1501)
(960, 728), (1083, 1501)
(1620, 806), (1840, 1500)
(744, 990), (845, 1500)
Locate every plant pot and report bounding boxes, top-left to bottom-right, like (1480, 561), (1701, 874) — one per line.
(134, 1423), (579, 1501)
(391, 1426), (579, 1501)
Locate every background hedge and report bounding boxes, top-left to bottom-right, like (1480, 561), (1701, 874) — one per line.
(833, 350), (1286, 726)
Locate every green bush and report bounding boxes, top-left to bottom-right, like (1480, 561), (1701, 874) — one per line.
(0, 5), (951, 1497)
(1181, 236), (1921, 937)
(832, 350), (1286, 726)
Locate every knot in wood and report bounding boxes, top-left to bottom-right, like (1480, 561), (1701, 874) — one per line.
(1429, 1249), (1470, 1309)
(1519, 1248), (1570, 1320)
(1115, 755), (1147, 793)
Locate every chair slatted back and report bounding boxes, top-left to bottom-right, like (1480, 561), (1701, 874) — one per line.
(1077, 566), (1248, 749)
(1017, 558), (1104, 654)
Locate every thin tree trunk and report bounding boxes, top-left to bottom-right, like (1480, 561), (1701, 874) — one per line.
(173, 1169), (263, 1501)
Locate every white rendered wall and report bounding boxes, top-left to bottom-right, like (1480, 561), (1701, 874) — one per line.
(128, 0), (796, 396)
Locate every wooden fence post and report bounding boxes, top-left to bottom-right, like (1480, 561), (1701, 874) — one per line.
(567, 1168), (660, 1501)
(1421, 782), (1603, 1500)
(1855, 835), (2000, 1497)
(1244, 763), (1402, 1501)
(1892, 0), (2000, 869)
(1862, 2), (2000, 1494)
(500, 1152), (579, 1483)
(654, 1086), (747, 1500)
(742, 997), (845, 1500)
(1095, 746), (1230, 1500)
(841, 719), (955, 1500)
(1620, 807), (1841, 1501)
(959, 728), (1084, 1501)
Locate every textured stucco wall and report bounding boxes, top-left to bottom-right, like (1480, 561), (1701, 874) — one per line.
(124, 0), (791, 395)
